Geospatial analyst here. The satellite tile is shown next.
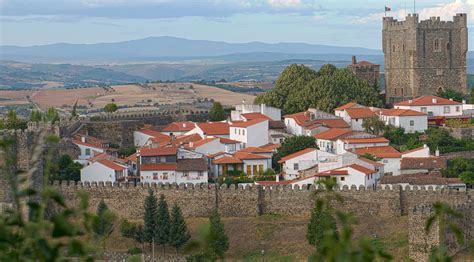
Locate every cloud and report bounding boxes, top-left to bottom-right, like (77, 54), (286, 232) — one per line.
(0, 0), (324, 19)
(352, 0), (474, 24)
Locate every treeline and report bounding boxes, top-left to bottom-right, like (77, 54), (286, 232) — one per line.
(255, 64), (382, 114)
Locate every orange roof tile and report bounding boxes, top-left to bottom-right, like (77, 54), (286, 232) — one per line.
(237, 146), (273, 154)
(353, 146), (401, 158)
(395, 95), (461, 106)
(342, 137), (389, 144)
(97, 159), (127, 171)
(334, 102), (359, 111)
(219, 137), (241, 144)
(140, 163), (177, 171)
(72, 137), (105, 150)
(314, 128), (352, 140)
(231, 118), (268, 128)
(187, 137), (218, 149)
(212, 156), (243, 164)
(316, 119), (350, 128)
(161, 121), (195, 132)
(125, 152), (138, 162)
(241, 112), (272, 121)
(139, 146), (177, 157)
(345, 108), (376, 119)
(234, 151), (271, 160)
(260, 143), (281, 151)
(283, 111), (309, 126)
(381, 108), (427, 117)
(278, 148), (317, 164)
(137, 128), (170, 139)
(347, 164), (375, 175)
(197, 122), (230, 135)
(358, 157), (384, 167)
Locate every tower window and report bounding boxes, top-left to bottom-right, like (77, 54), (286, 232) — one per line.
(392, 45), (396, 52)
(402, 44), (405, 51)
(434, 39), (440, 52)
(447, 43), (450, 50)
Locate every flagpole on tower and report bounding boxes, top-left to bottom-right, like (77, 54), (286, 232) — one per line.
(414, 0), (416, 14)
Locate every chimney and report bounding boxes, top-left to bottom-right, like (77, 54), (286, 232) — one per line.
(408, 100), (413, 104)
(432, 98), (437, 104)
(81, 136), (86, 143)
(276, 174), (280, 182)
(182, 123), (186, 128)
(462, 99), (466, 104)
(449, 98), (453, 101)
(435, 148), (440, 157)
(189, 141), (194, 148)
(423, 144), (427, 148)
(352, 55), (357, 65)
(261, 103), (266, 114)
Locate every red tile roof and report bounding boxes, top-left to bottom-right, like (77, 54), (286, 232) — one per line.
(347, 164), (375, 175)
(380, 108), (427, 117)
(125, 152), (138, 162)
(98, 159), (127, 171)
(234, 151), (271, 160)
(140, 163), (177, 171)
(187, 138), (218, 149)
(212, 156), (243, 164)
(316, 169), (349, 177)
(72, 136), (106, 150)
(260, 143), (281, 151)
(283, 111), (309, 126)
(139, 146), (177, 157)
(353, 146), (401, 158)
(278, 148), (317, 164)
(314, 128), (352, 140)
(395, 96), (461, 106)
(358, 157), (384, 167)
(161, 121), (195, 132)
(401, 157), (446, 170)
(241, 112), (272, 121)
(219, 138), (241, 144)
(197, 122), (230, 135)
(237, 146), (274, 154)
(137, 128), (170, 139)
(231, 118), (268, 128)
(334, 102), (359, 111)
(342, 137), (389, 144)
(316, 119), (350, 128)
(284, 111), (349, 129)
(345, 108), (376, 119)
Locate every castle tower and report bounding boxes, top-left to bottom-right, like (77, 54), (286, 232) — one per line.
(347, 55), (381, 87)
(383, 14), (468, 104)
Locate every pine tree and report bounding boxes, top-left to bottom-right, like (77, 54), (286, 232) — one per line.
(93, 199), (116, 251)
(143, 189), (158, 248)
(209, 101), (226, 121)
(156, 194), (170, 254)
(307, 203), (338, 250)
(207, 209), (229, 259)
(169, 204), (190, 254)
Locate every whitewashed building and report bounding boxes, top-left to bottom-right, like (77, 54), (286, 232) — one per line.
(394, 96), (463, 117)
(81, 159), (128, 183)
(230, 118), (269, 147)
(231, 103), (281, 121)
(284, 109), (349, 136)
(277, 148), (337, 180)
(134, 126), (170, 147)
(378, 108), (428, 133)
(160, 121), (196, 136)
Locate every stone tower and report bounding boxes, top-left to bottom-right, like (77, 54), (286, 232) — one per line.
(383, 14), (468, 104)
(348, 55), (380, 87)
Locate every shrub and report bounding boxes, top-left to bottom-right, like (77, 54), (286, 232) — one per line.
(128, 247), (142, 254)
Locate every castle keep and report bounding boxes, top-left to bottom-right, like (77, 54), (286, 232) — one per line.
(383, 14), (468, 104)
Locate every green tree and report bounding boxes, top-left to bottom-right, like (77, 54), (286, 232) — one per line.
(362, 116), (386, 136)
(104, 103), (118, 113)
(307, 203), (338, 249)
(169, 204), (191, 254)
(143, 189), (158, 248)
(93, 199), (117, 251)
(70, 100), (78, 120)
(4, 110), (27, 130)
(361, 153), (382, 162)
(436, 88), (465, 103)
(30, 110), (43, 122)
(209, 101), (226, 121)
(273, 136), (318, 170)
(459, 171), (474, 185)
(45, 107), (60, 123)
(62, 162), (82, 181)
(470, 89), (474, 104)
(255, 64), (382, 114)
(206, 209), (229, 259)
(156, 194), (170, 254)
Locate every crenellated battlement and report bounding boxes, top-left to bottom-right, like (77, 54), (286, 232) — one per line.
(383, 13), (467, 30)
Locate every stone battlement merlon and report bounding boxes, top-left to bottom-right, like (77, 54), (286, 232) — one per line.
(383, 13), (467, 30)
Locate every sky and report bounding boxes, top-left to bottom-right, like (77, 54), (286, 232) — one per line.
(1, 0), (474, 49)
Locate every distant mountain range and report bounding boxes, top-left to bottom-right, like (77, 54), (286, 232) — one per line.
(1, 36), (383, 63)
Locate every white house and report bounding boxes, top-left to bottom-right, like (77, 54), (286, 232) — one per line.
(210, 150), (271, 177)
(335, 136), (390, 155)
(186, 137), (225, 155)
(230, 118), (269, 147)
(352, 146), (402, 176)
(284, 109), (349, 136)
(314, 128), (352, 154)
(80, 159), (128, 183)
(160, 121), (196, 136)
(394, 95), (463, 117)
(134, 126), (170, 147)
(277, 148), (337, 180)
(140, 159), (208, 184)
(334, 102), (363, 117)
(231, 103), (281, 121)
(340, 107), (377, 131)
(73, 135), (109, 164)
(378, 108), (427, 133)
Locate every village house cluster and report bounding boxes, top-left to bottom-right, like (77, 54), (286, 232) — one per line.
(74, 95), (471, 189)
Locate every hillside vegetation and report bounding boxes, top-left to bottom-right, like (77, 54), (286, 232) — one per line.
(255, 64), (382, 114)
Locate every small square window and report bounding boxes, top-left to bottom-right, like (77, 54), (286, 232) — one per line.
(410, 120), (414, 126)
(340, 177), (345, 181)
(293, 163), (299, 170)
(444, 106), (450, 114)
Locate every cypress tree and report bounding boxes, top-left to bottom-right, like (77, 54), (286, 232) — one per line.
(207, 209), (229, 259)
(169, 204), (190, 254)
(156, 194), (170, 254)
(93, 199), (116, 251)
(307, 203), (338, 249)
(143, 189), (158, 248)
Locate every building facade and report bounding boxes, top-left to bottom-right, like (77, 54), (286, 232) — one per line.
(383, 14), (468, 103)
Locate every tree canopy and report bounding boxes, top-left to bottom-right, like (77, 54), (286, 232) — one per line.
(436, 88), (465, 103)
(255, 64), (382, 114)
(104, 103), (118, 113)
(209, 101), (226, 121)
(273, 136), (318, 170)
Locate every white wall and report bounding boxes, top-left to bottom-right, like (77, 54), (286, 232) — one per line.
(282, 150), (318, 179)
(350, 118), (365, 131)
(133, 131), (153, 147)
(284, 118), (304, 135)
(81, 163), (126, 183)
(141, 170), (208, 184)
(402, 147), (430, 158)
(381, 158), (401, 176)
(335, 140), (390, 155)
(77, 144), (104, 160)
(193, 139), (226, 155)
(380, 115), (427, 133)
(396, 104), (462, 117)
(230, 120), (269, 147)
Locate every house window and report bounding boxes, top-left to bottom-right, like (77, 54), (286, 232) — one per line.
(150, 157), (156, 164)
(160, 157), (166, 163)
(259, 165), (264, 173)
(444, 106), (450, 114)
(234, 129), (237, 134)
(455, 106), (460, 112)
(253, 165), (258, 174)
(182, 171), (189, 177)
(246, 165), (251, 175)
(85, 148), (91, 155)
(294, 163), (299, 170)
(198, 171), (204, 177)
(153, 172), (158, 180)
(340, 177), (345, 181)
(383, 159), (388, 163)
(162, 172), (168, 180)
(242, 129), (245, 136)
(421, 107), (427, 113)
(238, 129), (241, 135)
(410, 120), (414, 126)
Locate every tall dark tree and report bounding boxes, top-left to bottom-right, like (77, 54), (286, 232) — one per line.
(209, 101), (226, 121)
(169, 204), (190, 254)
(206, 209), (229, 259)
(307, 203), (338, 249)
(93, 200), (116, 251)
(156, 194), (170, 254)
(143, 189), (158, 248)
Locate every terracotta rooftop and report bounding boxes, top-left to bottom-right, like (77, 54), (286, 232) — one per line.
(380, 108), (427, 117)
(379, 172), (464, 186)
(278, 148), (317, 164)
(353, 146), (401, 158)
(231, 118), (268, 128)
(140, 163), (177, 171)
(187, 137), (218, 149)
(260, 143), (281, 151)
(97, 159), (127, 171)
(347, 164), (375, 175)
(342, 137), (389, 144)
(241, 112), (272, 121)
(395, 95), (461, 106)
(197, 122), (230, 135)
(314, 128), (352, 140)
(234, 151), (271, 160)
(212, 156), (243, 165)
(334, 102), (360, 111)
(345, 107), (376, 119)
(72, 135), (107, 150)
(161, 121), (195, 132)
(176, 159), (207, 172)
(136, 128), (170, 139)
(139, 146), (178, 157)
(237, 146), (274, 154)
(358, 157), (384, 167)
(401, 157), (446, 170)
(315, 118), (350, 128)
(219, 138), (241, 144)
